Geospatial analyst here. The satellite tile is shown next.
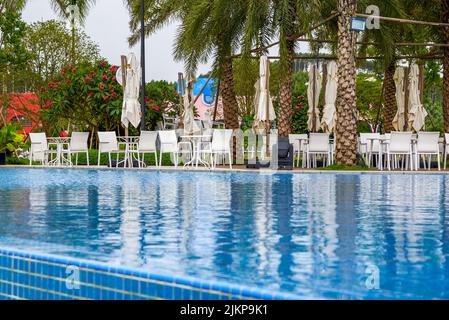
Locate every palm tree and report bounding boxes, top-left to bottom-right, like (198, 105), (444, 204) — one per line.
(357, 0), (406, 133)
(127, 0), (244, 130)
(14, 0), (96, 62)
(334, 0), (358, 165)
(51, 0), (97, 62)
(243, 0), (323, 137)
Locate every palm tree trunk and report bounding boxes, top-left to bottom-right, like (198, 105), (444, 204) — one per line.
(335, 0), (358, 166)
(220, 58), (239, 129)
(382, 62), (397, 133)
(443, 0), (449, 131)
(278, 40), (295, 137)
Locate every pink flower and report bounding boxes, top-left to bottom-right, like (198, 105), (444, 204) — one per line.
(103, 95), (110, 101)
(102, 75), (109, 81)
(48, 82), (54, 87)
(110, 65), (118, 73)
(85, 77), (92, 82)
(64, 79), (72, 83)
(87, 92), (94, 97)
(90, 70), (96, 76)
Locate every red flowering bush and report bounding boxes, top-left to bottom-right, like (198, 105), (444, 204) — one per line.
(144, 80), (179, 130)
(291, 94), (308, 133)
(39, 60), (123, 132)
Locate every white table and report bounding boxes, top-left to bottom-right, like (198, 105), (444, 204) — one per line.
(47, 137), (72, 167)
(366, 137), (417, 171)
(181, 135), (212, 168)
(117, 136), (146, 168)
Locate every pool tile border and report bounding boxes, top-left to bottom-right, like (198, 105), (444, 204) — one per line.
(0, 247), (301, 300)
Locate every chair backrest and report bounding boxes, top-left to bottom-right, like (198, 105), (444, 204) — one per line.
(417, 132), (440, 153)
(389, 132), (412, 153)
(70, 132), (89, 151)
(202, 128), (214, 142)
(211, 129), (233, 152)
(359, 133), (381, 153)
(445, 133), (449, 145)
(308, 133), (330, 153)
(158, 130), (178, 152)
(139, 131), (158, 151)
(97, 131), (118, 152)
(29, 133), (48, 152)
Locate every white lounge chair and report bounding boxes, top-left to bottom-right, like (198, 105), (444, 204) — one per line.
(97, 131), (121, 167)
(29, 133), (51, 166)
(158, 130), (191, 167)
(305, 133), (331, 168)
(65, 132), (90, 166)
(415, 132), (441, 171)
(386, 132), (413, 170)
(135, 131), (159, 167)
(210, 129), (233, 169)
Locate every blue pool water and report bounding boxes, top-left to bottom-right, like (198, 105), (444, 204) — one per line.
(0, 168), (448, 299)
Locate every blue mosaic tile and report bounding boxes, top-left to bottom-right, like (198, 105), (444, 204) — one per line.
(0, 247), (294, 300)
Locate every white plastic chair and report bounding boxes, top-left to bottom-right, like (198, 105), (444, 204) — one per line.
(305, 133), (331, 168)
(415, 132), (441, 171)
(289, 134), (308, 167)
(135, 131), (159, 167)
(66, 132), (89, 166)
(97, 131), (121, 167)
(210, 129), (233, 169)
(386, 132), (413, 170)
(29, 133), (50, 165)
(158, 130), (191, 167)
(359, 133), (381, 166)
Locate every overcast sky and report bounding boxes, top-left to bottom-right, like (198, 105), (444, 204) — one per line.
(22, 0), (211, 82)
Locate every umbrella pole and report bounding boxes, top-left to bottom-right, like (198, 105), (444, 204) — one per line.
(266, 59), (271, 159)
(140, 0), (146, 132)
(177, 72), (184, 129)
(403, 67), (410, 131)
(121, 55), (129, 137)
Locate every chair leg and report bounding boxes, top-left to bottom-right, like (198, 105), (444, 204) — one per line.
(438, 153), (441, 171)
(86, 151), (90, 167)
(445, 151), (448, 170)
(108, 153), (112, 168)
(159, 151), (163, 168)
(97, 152), (101, 166)
(228, 151), (233, 169)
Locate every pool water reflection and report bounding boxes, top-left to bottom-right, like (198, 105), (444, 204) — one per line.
(0, 169), (448, 299)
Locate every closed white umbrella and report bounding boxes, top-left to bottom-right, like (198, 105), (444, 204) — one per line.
(254, 56), (276, 127)
(408, 63), (428, 132)
(183, 78), (201, 135)
(307, 65), (322, 132)
(392, 67), (405, 131)
(121, 53), (141, 128)
(321, 61), (337, 132)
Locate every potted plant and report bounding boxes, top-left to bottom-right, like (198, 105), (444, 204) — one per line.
(0, 123), (24, 165)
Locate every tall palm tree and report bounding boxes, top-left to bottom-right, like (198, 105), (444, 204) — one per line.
(127, 0), (244, 130)
(334, 0), (358, 165)
(357, 0), (406, 133)
(243, 0), (322, 137)
(15, 0), (96, 62)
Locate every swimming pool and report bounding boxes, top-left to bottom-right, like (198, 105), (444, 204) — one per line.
(0, 168), (448, 299)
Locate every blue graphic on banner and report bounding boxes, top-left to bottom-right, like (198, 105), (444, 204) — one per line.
(176, 77), (217, 105)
